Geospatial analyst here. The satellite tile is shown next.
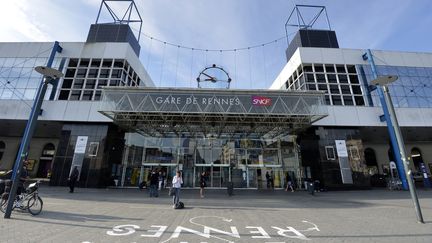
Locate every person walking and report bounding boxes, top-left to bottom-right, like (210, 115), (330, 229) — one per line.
(158, 171), (163, 191)
(265, 171), (270, 189)
(149, 170), (159, 197)
(68, 166), (79, 193)
(285, 173), (295, 192)
(270, 170), (274, 189)
(199, 171), (207, 198)
(172, 171), (183, 208)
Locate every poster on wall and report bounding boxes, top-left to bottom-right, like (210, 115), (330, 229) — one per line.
(74, 136), (88, 154)
(335, 140), (348, 157)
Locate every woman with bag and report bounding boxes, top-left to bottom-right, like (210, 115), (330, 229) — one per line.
(171, 171), (183, 208)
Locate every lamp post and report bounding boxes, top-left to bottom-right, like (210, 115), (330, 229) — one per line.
(371, 75), (424, 224)
(3, 43), (63, 218)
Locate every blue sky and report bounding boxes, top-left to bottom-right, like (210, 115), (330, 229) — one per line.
(1, 0), (431, 89)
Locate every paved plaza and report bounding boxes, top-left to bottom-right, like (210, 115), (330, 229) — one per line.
(0, 186), (432, 243)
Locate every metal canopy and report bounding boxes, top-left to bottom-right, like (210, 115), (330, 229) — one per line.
(99, 87), (328, 138)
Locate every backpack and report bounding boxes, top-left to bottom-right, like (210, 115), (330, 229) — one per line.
(175, 201), (184, 209)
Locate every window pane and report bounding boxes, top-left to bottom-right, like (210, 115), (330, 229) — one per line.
(325, 64), (335, 73)
(338, 75), (349, 83)
(354, 96), (365, 106)
(73, 79), (84, 89)
(314, 64), (324, 72)
(340, 85), (351, 94)
(79, 59), (90, 67)
(85, 79), (96, 89)
(70, 90), (81, 100)
(65, 69), (76, 78)
(91, 59), (101, 67)
(102, 59), (112, 68)
(352, 85), (362, 95)
(76, 69), (87, 78)
(343, 96), (354, 105)
(88, 69), (99, 78)
(327, 74), (337, 83)
(62, 79), (73, 89)
(347, 65), (356, 73)
(316, 74), (326, 83)
(68, 59), (78, 67)
(332, 95), (342, 105)
(58, 90), (70, 100)
(336, 65), (346, 73)
(82, 91), (93, 101)
(349, 75), (359, 84)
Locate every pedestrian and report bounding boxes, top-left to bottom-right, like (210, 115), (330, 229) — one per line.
(285, 173), (295, 192)
(172, 171), (183, 208)
(265, 171), (270, 189)
(270, 170), (274, 189)
(68, 166), (79, 193)
(158, 171), (163, 191)
(149, 170), (159, 197)
(199, 171), (206, 198)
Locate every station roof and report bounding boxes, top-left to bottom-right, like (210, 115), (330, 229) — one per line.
(99, 87), (328, 138)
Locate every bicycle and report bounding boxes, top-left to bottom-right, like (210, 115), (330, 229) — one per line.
(0, 180), (43, 215)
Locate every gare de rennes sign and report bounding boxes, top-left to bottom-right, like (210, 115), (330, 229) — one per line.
(154, 95), (272, 107)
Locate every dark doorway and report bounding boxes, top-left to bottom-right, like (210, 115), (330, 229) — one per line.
(37, 143), (56, 178)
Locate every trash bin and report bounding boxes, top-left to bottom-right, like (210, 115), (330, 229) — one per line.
(227, 181), (234, 196)
(307, 181), (315, 195)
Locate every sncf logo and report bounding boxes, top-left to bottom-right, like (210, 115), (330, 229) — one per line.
(252, 96), (272, 106)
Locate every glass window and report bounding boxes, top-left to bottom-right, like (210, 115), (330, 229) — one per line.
(100, 69), (110, 78)
(58, 90), (70, 100)
(325, 64), (335, 73)
(329, 84), (340, 94)
(111, 69), (122, 79)
(340, 85), (351, 95)
(70, 90), (81, 100)
(82, 91), (93, 101)
(307, 83), (317, 90)
(24, 89), (36, 100)
(318, 84), (328, 92)
(73, 79), (84, 89)
(79, 59), (90, 67)
(349, 75), (359, 84)
(62, 79), (73, 89)
(114, 59), (124, 68)
(354, 96), (365, 106)
(325, 95), (331, 105)
(94, 90), (102, 101)
(65, 69), (76, 78)
(338, 75), (349, 83)
(85, 79), (96, 89)
(15, 77), (28, 88)
(314, 64), (324, 72)
(316, 74), (326, 83)
(102, 59), (113, 68)
(327, 74), (337, 83)
(336, 65), (346, 73)
(331, 95), (342, 105)
(68, 59), (78, 67)
(352, 85), (362, 95)
(88, 69), (99, 78)
(109, 79), (120, 86)
(76, 69), (87, 78)
(347, 65), (356, 73)
(306, 73), (315, 82)
(91, 59), (101, 67)
(97, 79), (108, 88)
(343, 96), (354, 106)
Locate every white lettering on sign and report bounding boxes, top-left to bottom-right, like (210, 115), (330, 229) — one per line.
(105, 217), (320, 242)
(155, 96), (241, 106)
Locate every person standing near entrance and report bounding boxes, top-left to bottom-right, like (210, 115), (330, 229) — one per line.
(285, 173), (295, 192)
(270, 170), (275, 189)
(68, 166), (79, 193)
(199, 171), (207, 198)
(172, 171), (183, 207)
(265, 171), (270, 189)
(149, 170), (159, 197)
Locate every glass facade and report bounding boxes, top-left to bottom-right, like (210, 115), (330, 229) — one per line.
(116, 133), (301, 189)
(0, 57), (63, 100)
(360, 65), (432, 108)
(0, 56), (141, 102)
(285, 63), (365, 106)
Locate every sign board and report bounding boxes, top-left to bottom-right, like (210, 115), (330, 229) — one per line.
(335, 140), (352, 184)
(335, 140), (348, 157)
(74, 136), (88, 154)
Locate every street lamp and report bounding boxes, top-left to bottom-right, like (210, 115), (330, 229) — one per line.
(371, 75), (424, 224)
(3, 64), (63, 218)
